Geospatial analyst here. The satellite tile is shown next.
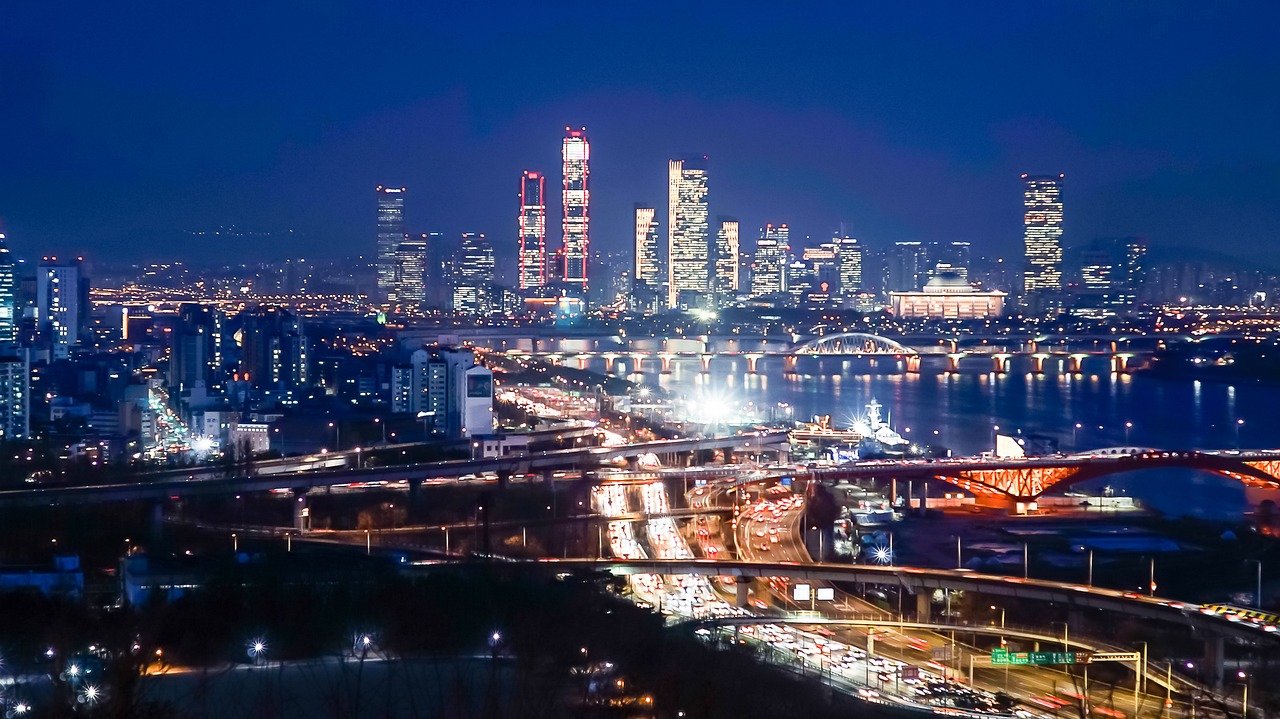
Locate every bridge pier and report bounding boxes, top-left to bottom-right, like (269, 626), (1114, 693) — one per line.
(915, 591), (931, 622)
(735, 576), (751, 608)
(946, 353), (965, 373)
(700, 353), (713, 374)
(659, 353), (674, 374)
(992, 353), (1011, 374)
(1068, 353), (1087, 374)
(906, 356), (921, 374)
(745, 353), (763, 374)
(1111, 353), (1132, 373)
(1031, 353), (1049, 374)
(783, 355), (797, 373)
(1204, 634), (1226, 688)
(292, 489), (311, 532)
(602, 353), (619, 375)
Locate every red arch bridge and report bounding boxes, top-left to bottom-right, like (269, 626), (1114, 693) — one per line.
(795, 449), (1280, 510)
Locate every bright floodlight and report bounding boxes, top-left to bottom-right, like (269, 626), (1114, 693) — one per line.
(82, 685), (100, 704)
(248, 638), (267, 659)
(871, 546), (892, 564)
(190, 435), (216, 453)
(67, 663), (80, 677)
(13, 702), (29, 715)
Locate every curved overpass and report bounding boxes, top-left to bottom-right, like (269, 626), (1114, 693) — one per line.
(538, 558), (1280, 645)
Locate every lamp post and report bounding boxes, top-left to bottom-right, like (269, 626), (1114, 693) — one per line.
(1247, 559), (1263, 609)
(374, 417), (386, 444)
(955, 535), (962, 569)
(1073, 422), (1082, 448)
(1149, 557), (1157, 596)
(1236, 418), (1245, 450)
(1239, 671), (1250, 718)
(1124, 421), (1133, 445)
(1087, 549), (1094, 586)
(328, 421), (340, 451)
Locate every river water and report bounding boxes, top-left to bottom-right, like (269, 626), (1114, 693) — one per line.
(610, 355), (1280, 519)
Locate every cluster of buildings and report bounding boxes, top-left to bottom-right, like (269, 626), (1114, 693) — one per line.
(354, 123), (1280, 323)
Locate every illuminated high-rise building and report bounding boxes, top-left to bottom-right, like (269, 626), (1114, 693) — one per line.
(453, 232), (495, 316)
(834, 235), (862, 298)
(750, 224), (789, 298)
(714, 217), (740, 301)
(518, 171), (547, 290)
(391, 235), (428, 306)
(0, 234), (15, 343)
(1022, 173), (1065, 296)
(375, 185), (407, 302)
(633, 206), (660, 289)
(0, 345), (28, 441)
(561, 128), (590, 292)
(36, 256), (87, 359)
(667, 157), (709, 308)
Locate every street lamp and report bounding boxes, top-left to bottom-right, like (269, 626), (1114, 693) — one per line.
(1124, 421), (1133, 445)
(328, 421), (340, 451)
(1235, 419), (1245, 450)
(1247, 559), (1263, 609)
(1238, 670), (1250, 718)
(1073, 422), (1082, 447)
(247, 638), (266, 666)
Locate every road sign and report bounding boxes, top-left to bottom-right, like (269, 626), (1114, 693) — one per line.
(990, 648), (1092, 666)
(816, 587), (835, 601)
(932, 646), (955, 661)
(901, 666), (920, 681)
(793, 583), (811, 601)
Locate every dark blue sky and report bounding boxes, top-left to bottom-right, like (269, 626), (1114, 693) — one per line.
(2, 2), (1278, 266)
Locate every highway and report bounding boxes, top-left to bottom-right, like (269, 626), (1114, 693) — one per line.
(0, 433), (786, 508)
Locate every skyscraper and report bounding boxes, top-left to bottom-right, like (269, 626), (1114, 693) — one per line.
(1022, 173), (1065, 297)
(886, 241), (928, 292)
(0, 346), (28, 441)
(453, 232), (495, 316)
(0, 234), (16, 343)
(714, 217), (740, 302)
(633, 206), (660, 289)
(667, 157), (709, 308)
(834, 235), (863, 298)
(561, 127), (590, 293)
(239, 307), (308, 391)
(391, 235), (428, 306)
(36, 256), (87, 359)
(518, 171), (547, 290)
(750, 224), (789, 298)
(375, 185), (407, 302)
(169, 303), (223, 395)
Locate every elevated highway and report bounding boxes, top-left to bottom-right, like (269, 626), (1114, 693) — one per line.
(0, 433), (787, 509)
(537, 557), (1280, 648)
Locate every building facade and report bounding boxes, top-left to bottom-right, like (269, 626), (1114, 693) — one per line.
(561, 128), (590, 292)
(667, 157), (709, 308)
(1022, 173), (1065, 297)
(889, 272), (1006, 319)
(0, 235), (15, 344)
(452, 232), (495, 316)
(36, 257), (87, 359)
(375, 185), (407, 303)
(518, 170), (547, 290)
(391, 235), (427, 306)
(714, 217), (740, 302)
(751, 224), (789, 298)
(238, 307), (308, 392)
(0, 345), (28, 440)
(835, 235), (862, 298)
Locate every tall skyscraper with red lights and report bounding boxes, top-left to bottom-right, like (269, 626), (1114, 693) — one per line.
(518, 171), (546, 290)
(561, 127), (590, 293)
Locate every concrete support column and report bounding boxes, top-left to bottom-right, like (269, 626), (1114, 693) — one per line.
(1204, 634), (1226, 688)
(915, 591), (931, 622)
(292, 489), (311, 532)
(735, 576), (751, 608)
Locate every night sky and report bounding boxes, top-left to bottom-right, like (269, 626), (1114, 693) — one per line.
(2, 3), (1278, 266)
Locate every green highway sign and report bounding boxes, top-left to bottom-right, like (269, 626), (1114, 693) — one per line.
(990, 649), (1091, 666)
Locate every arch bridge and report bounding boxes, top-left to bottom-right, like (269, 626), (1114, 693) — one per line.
(791, 333), (918, 356)
(805, 450), (1280, 509)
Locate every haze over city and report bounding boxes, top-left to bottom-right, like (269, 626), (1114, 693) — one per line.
(3, 3), (1279, 265)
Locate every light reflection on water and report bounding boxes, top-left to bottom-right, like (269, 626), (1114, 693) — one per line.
(603, 355), (1280, 519)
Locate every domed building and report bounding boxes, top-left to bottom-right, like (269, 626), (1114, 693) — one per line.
(888, 271), (1006, 319)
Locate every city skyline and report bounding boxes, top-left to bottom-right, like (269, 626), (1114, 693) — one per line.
(2, 5), (1278, 267)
